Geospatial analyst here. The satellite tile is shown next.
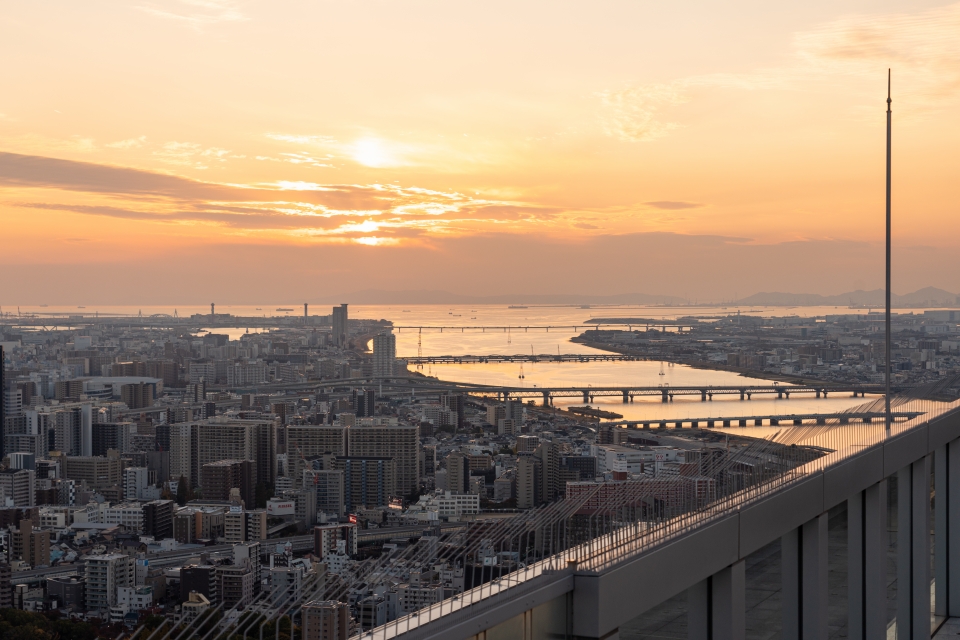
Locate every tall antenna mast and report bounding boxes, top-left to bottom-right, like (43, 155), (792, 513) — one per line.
(885, 69), (892, 431)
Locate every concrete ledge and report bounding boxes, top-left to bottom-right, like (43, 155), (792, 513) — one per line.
(409, 573), (574, 640)
(883, 425), (928, 476)
(929, 411), (960, 451)
(571, 514), (740, 638)
(739, 474), (823, 557)
(823, 446), (884, 510)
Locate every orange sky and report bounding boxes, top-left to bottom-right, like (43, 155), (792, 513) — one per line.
(1, 0), (959, 303)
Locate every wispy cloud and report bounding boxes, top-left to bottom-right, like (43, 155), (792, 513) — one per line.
(137, 0), (247, 30)
(644, 201), (702, 210)
(598, 83), (688, 142)
(153, 141), (244, 168)
(106, 136), (147, 149)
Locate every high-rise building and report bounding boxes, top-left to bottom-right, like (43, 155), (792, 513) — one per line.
(332, 304), (349, 348)
(516, 455), (541, 509)
(142, 500), (174, 539)
(218, 559), (255, 609)
(445, 452), (470, 494)
(347, 423), (419, 497)
(312, 470), (345, 517)
(302, 600), (350, 640)
(123, 467), (149, 501)
(332, 457), (396, 511)
(85, 554), (135, 612)
(92, 422), (133, 457)
(285, 425), (346, 486)
(61, 450), (123, 489)
(0, 468), (35, 507)
(201, 459), (254, 507)
(372, 332), (396, 377)
(535, 441), (560, 504)
(177, 418), (277, 492)
(120, 383), (155, 410)
(10, 520), (49, 567)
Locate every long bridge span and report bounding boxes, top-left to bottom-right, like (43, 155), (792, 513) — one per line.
(224, 376), (884, 404)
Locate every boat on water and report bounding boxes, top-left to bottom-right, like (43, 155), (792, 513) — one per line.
(276, 308), (293, 312)
(508, 305), (528, 309)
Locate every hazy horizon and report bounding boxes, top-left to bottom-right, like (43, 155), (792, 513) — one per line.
(3, 1), (959, 301)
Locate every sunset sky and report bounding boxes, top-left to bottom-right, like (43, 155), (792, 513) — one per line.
(2, 0), (959, 303)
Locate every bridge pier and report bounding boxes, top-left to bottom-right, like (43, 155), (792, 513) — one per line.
(623, 391), (629, 404)
(722, 420), (730, 427)
(739, 390), (745, 401)
(701, 390), (707, 402)
(542, 391), (550, 407)
(662, 390), (669, 403)
(770, 418), (779, 426)
(777, 390), (783, 399)
(816, 390), (821, 398)
(583, 391), (589, 403)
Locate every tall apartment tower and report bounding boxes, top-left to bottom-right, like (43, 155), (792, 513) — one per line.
(372, 332), (397, 377)
(332, 304), (349, 348)
(445, 452), (470, 494)
(302, 600), (350, 640)
(347, 423), (420, 497)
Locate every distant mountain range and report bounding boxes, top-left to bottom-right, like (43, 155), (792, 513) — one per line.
(315, 287), (959, 307)
(733, 287), (959, 307)
(315, 289), (688, 305)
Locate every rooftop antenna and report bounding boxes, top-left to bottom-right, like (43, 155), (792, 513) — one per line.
(885, 70), (892, 432)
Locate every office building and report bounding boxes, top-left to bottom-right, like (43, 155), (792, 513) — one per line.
(333, 457), (396, 511)
(10, 520), (49, 567)
(0, 468), (34, 507)
(302, 600), (350, 640)
(47, 575), (86, 609)
(92, 423), (133, 457)
(201, 459), (254, 507)
(85, 554), (135, 613)
(372, 332), (396, 377)
(180, 564), (218, 605)
(7, 452), (34, 471)
(347, 423), (419, 497)
(61, 450), (123, 489)
(445, 452), (470, 494)
(332, 304), (349, 348)
(143, 500), (174, 539)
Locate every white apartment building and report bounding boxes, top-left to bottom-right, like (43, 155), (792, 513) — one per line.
(85, 554), (135, 612)
(103, 503), (144, 533)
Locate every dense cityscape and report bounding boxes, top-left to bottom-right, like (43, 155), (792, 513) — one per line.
(0, 301), (956, 638)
